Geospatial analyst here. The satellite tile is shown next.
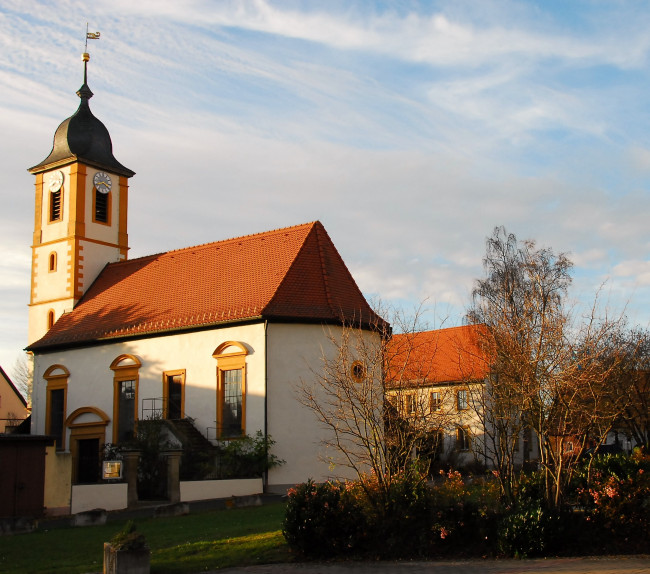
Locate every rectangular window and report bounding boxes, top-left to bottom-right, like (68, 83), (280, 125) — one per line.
(117, 379), (136, 442)
(49, 388), (65, 450)
(221, 369), (243, 437)
(430, 391), (441, 412)
(163, 370), (185, 420)
(523, 427), (533, 460)
(457, 389), (468, 411)
(405, 393), (416, 416)
(434, 430), (445, 455)
(457, 427), (471, 451)
(50, 190), (62, 221)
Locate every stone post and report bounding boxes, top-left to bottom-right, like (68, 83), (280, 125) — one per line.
(121, 449), (141, 508)
(163, 449), (183, 504)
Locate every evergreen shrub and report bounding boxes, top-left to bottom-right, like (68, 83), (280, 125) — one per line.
(282, 479), (365, 558)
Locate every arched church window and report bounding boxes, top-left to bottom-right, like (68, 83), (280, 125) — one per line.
(47, 309), (55, 329)
(110, 355), (141, 443)
(213, 341), (248, 439)
(43, 364), (70, 450)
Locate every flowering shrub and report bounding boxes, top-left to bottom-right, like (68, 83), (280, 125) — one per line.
(283, 468), (500, 559)
(576, 450), (650, 552)
(430, 470), (500, 556)
(283, 453), (650, 559)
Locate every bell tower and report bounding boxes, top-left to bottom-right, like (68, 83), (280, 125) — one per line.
(27, 52), (135, 345)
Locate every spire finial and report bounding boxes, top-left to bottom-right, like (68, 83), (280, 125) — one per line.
(79, 24), (101, 101)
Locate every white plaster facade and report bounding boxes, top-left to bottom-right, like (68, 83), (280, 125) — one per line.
(32, 320), (378, 494)
(387, 379), (541, 471)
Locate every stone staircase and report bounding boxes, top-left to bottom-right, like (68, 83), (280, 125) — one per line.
(164, 418), (217, 454)
(163, 418), (219, 480)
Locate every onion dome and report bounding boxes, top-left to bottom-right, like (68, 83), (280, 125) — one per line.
(29, 53), (134, 177)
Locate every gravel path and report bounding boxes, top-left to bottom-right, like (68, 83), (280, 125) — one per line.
(209, 556), (650, 574)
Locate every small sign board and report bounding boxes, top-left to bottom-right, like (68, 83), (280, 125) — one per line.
(102, 460), (123, 480)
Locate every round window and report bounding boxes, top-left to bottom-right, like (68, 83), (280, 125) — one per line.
(351, 360), (366, 383)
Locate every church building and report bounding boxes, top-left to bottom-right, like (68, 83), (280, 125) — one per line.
(26, 53), (385, 508)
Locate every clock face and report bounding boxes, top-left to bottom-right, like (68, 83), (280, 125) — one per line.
(93, 171), (112, 194)
(49, 170), (64, 192)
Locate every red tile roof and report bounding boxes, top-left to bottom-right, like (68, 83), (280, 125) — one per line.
(29, 221), (386, 350)
(387, 324), (491, 386)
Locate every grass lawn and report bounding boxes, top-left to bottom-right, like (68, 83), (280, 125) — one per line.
(0, 502), (291, 574)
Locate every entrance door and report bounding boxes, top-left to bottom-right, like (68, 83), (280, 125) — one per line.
(76, 438), (100, 484)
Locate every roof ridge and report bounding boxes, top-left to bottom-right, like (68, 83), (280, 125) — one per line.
(398, 324), (481, 337)
(109, 221), (320, 266)
(260, 223), (319, 314)
(313, 222), (336, 317)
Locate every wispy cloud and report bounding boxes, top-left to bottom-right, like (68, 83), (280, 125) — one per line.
(0, 0), (649, 370)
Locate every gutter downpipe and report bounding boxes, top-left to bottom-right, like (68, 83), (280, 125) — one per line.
(263, 319), (268, 493)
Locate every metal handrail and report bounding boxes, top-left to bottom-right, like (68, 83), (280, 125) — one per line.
(141, 396), (164, 420)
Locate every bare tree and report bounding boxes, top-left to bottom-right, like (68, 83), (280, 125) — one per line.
(11, 352), (33, 408)
(297, 305), (457, 501)
(466, 226), (636, 507)
(616, 328), (650, 449)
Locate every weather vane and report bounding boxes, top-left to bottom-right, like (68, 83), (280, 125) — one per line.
(82, 23), (101, 83)
(84, 23), (101, 53)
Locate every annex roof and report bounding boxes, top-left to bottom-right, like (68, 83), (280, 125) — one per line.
(29, 221), (386, 351)
(387, 324), (491, 386)
(0, 365), (28, 408)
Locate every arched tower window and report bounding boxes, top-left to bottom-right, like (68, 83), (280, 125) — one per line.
(47, 309), (55, 329)
(48, 252), (57, 272)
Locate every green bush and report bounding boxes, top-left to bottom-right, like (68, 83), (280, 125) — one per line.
(497, 499), (566, 557)
(359, 469), (436, 558)
(282, 479), (365, 557)
(496, 470), (569, 557)
(218, 431), (285, 479)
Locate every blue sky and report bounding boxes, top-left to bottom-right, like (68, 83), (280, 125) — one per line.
(1, 0), (649, 375)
